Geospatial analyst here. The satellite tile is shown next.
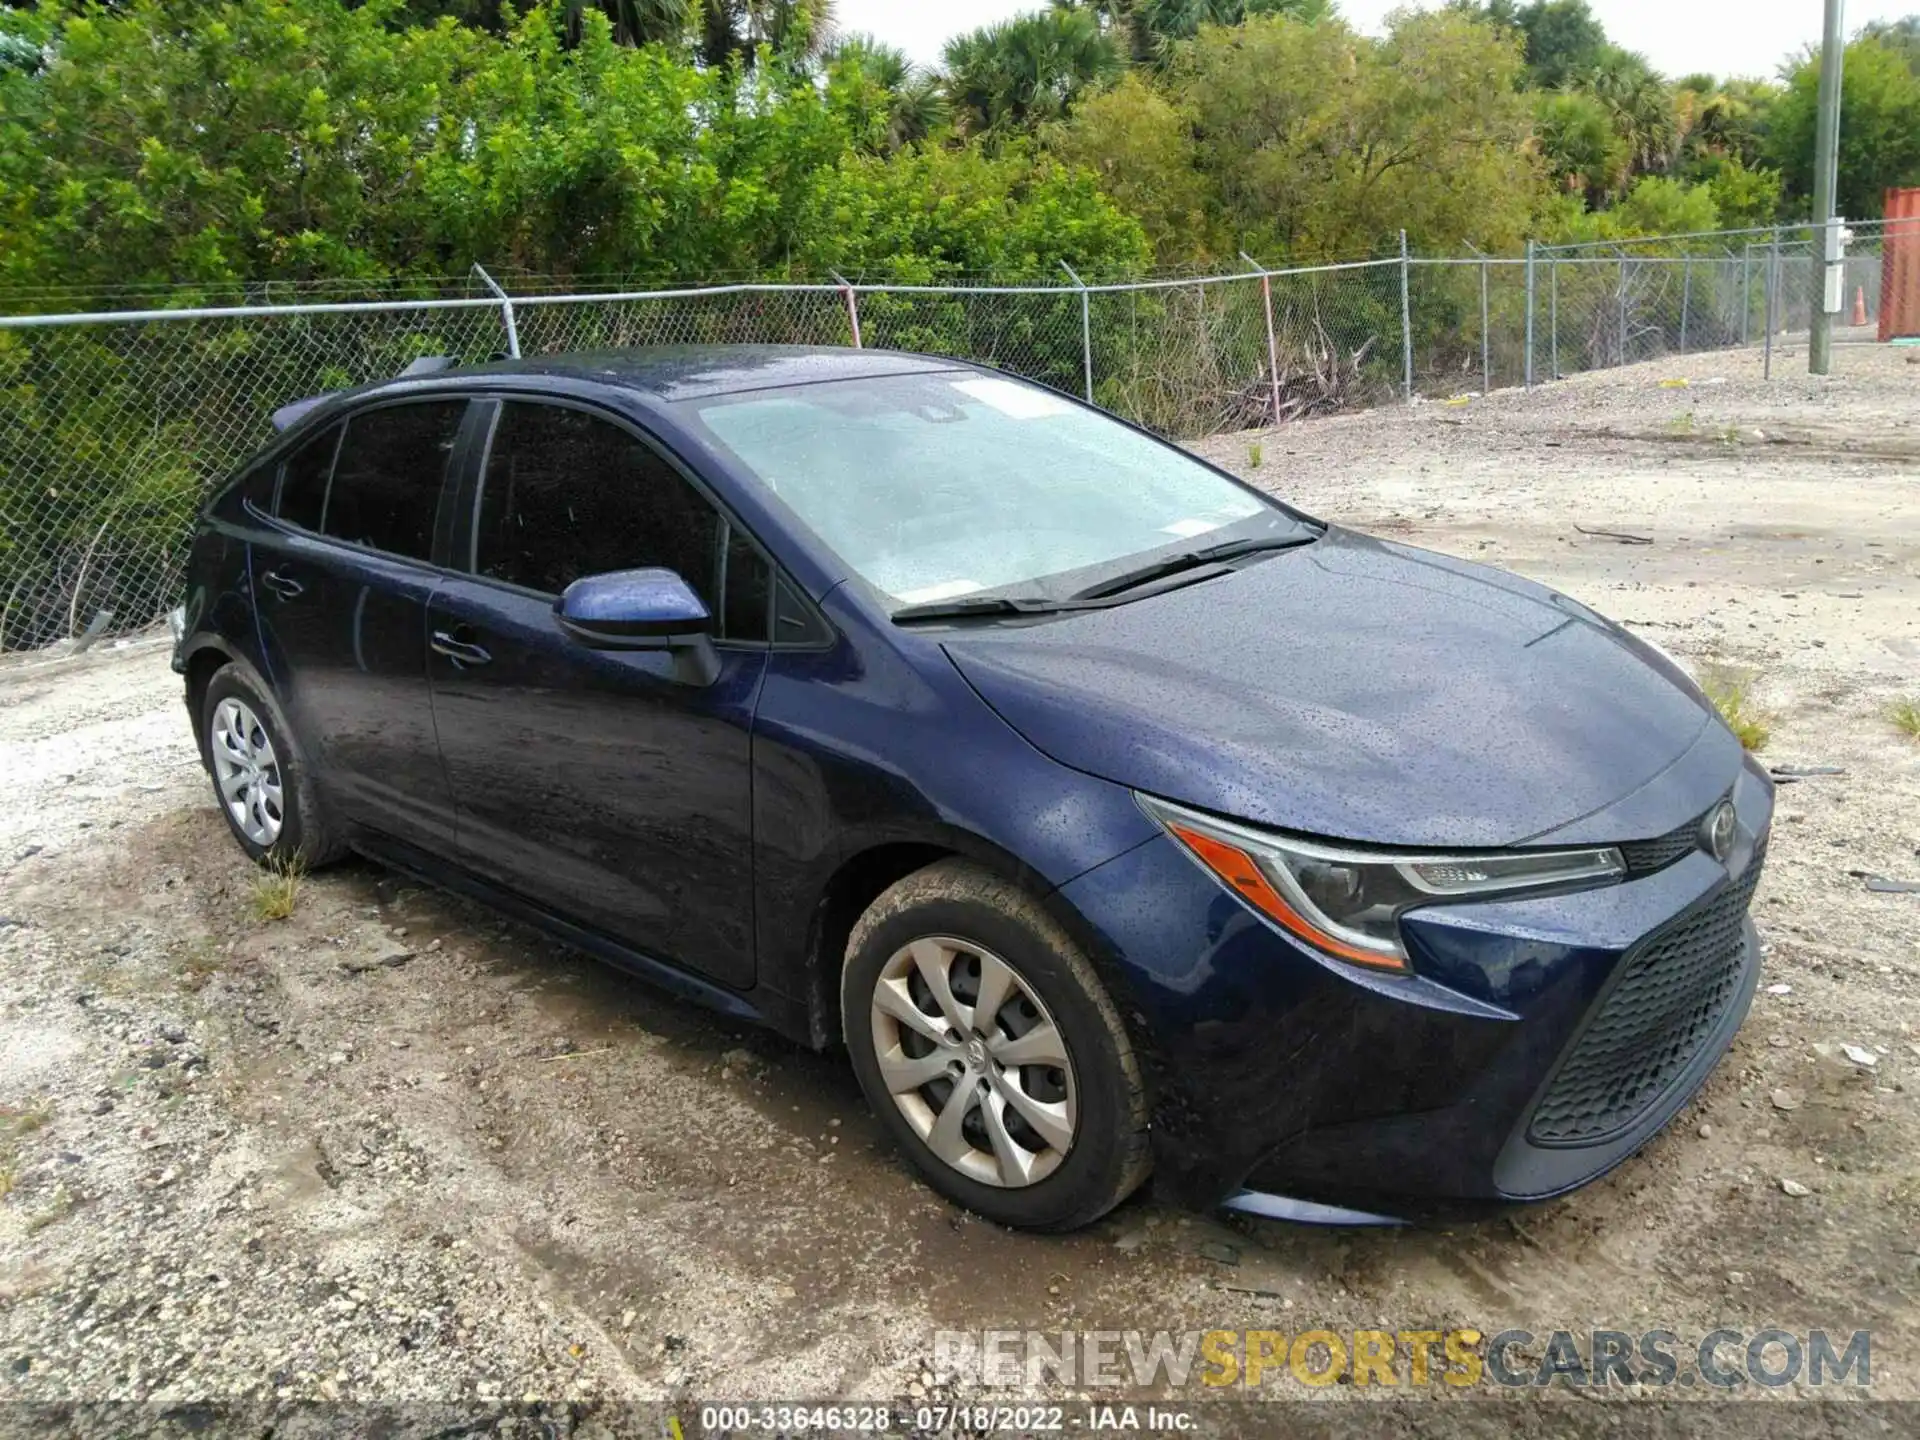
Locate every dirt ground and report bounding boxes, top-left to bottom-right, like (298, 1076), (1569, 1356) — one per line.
(1, 341), (1916, 1421)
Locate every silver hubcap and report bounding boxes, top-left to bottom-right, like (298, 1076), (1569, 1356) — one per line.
(210, 697), (284, 847)
(869, 936), (1077, 1188)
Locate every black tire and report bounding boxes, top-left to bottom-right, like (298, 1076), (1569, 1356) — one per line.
(842, 859), (1150, 1231)
(199, 662), (346, 869)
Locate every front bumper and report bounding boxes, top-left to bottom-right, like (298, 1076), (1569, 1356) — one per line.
(1056, 757), (1772, 1218)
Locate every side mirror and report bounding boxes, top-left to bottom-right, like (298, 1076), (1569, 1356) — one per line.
(554, 568), (719, 685)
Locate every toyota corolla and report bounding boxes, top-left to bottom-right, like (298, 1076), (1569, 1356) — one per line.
(172, 346), (1770, 1232)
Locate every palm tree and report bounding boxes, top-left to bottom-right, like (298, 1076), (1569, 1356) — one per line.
(1052, 0), (1330, 66)
(829, 34), (949, 150)
(558, 0), (694, 48)
(943, 7), (1123, 134)
(697, 0), (837, 71)
(1581, 47), (1677, 180)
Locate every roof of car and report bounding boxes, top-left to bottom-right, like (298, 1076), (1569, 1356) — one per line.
(411, 345), (975, 404)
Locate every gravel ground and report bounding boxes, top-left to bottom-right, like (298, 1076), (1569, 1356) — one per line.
(1, 342), (1916, 1420)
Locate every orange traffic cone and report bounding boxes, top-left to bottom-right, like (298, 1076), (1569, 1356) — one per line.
(1853, 286), (1869, 326)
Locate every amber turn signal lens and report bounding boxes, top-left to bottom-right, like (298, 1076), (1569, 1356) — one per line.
(1165, 822), (1410, 973)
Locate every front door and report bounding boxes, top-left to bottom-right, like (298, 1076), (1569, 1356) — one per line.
(252, 400), (470, 849)
(427, 399), (770, 989)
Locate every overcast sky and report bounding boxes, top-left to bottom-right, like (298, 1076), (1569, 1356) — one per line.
(837, 0), (1916, 81)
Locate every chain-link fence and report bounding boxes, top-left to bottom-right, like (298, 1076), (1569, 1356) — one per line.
(1407, 220), (1899, 395)
(1, 221), (1909, 653)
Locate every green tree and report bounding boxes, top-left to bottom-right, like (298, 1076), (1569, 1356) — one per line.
(798, 142), (1149, 281)
(1860, 16), (1920, 74)
(1699, 154), (1784, 229)
(1049, 71), (1209, 263)
(1768, 34), (1920, 218)
(0, 0), (1145, 291)
(827, 34), (949, 152)
(1609, 174), (1719, 235)
(1169, 9), (1540, 258)
(696, 0), (836, 70)
(1582, 46), (1677, 178)
(1687, 79), (1782, 173)
(0, 0), (470, 290)
(942, 7), (1123, 135)
(1534, 89), (1627, 201)
(1053, 0), (1330, 66)
(1516, 0), (1606, 89)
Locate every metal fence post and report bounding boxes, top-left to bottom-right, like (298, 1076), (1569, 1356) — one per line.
(1060, 260), (1093, 403)
(1550, 256), (1559, 379)
(1241, 252), (1283, 427)
(1399, 230), (1413, 401)
(1479, 256), (1491, 393)
(1616, 250), (1628, 366)
(1764, 238), (1780, 379)
(832, 270), (862, 348)
(1679, 255), (1692, 354)
(1524, 240), (1536, 390)
(1741, 243), (1753, 346)
(472, 264), (521, 358)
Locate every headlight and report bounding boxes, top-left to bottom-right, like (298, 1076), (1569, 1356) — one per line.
(1138, 795), (1625, 974)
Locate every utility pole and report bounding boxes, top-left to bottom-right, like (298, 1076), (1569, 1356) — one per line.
(1809, 0), (1846, 375)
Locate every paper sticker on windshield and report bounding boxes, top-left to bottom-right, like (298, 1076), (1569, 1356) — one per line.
(1160, 517), (1226, 539)
(898, 579), (985, 604)
(950, 378), (1071, 419)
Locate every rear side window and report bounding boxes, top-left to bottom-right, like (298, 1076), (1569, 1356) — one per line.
(276, 424), (339, 533)
(474, 401), (768, 641)
(321, 400), (466, 559)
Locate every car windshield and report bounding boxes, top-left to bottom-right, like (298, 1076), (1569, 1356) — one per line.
(683, 372), (1312, 606)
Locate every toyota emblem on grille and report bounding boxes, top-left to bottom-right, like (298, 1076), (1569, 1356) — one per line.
(1702, 800), (1737, 863)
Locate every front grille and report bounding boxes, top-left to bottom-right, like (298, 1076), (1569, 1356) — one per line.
(1527, 846), (1764, 1147)
(1618, 810), (1709, 877)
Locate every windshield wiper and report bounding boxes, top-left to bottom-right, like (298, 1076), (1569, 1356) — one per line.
(891, 594), (1066, 623)
(1068, 532), (1315, 603)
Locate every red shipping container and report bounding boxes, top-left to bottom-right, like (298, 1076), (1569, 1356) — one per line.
(1880, 187), (1920, 341)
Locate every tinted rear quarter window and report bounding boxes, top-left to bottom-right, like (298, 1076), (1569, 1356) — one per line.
(276, 424), (340, 533)
(322, 401), (467, 559)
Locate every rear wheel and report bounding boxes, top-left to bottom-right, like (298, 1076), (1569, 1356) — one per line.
(200, 663), (344, 868)
(842, 859), (1150, 1231)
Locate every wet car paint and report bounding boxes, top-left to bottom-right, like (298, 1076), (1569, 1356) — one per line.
(172, 346), (1769, 1217)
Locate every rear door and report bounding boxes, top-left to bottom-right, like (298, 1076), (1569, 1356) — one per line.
(426, 398), (770, 988)
(252, 398), (474, 849)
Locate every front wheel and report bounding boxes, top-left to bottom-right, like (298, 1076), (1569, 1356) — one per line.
(842, 859), (1150, 1231)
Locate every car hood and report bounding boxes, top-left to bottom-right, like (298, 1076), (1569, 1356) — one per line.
(943, 528), (1728, 848)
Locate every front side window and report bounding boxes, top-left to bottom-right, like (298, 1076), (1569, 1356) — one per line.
(320, 400), (467, 560)
(473, 401), (769, 641)
(683, 373), (1309, 605)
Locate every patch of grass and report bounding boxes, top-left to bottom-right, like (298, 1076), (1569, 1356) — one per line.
(1700, 666), (1773, 751)
(25, 1183), (74, 1234)
(178, 940), (225, 992)
(1667, 412), (1696, 435)
(1889, 696), (1920, 741)
(249, 854), (305, 922)
(1247, 440), (1264, 469)
(1, 1100), (53, 1138)
(0, 1099), (53, 1199)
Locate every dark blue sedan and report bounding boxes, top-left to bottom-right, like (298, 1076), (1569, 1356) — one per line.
(172, 347), (1771, 1231)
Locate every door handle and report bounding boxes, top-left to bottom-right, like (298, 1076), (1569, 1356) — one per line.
(261, 569), (304, 600)
(430, 629), (492, 667)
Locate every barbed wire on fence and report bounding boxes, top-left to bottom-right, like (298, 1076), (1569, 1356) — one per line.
(0, 222), (1906, 654)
